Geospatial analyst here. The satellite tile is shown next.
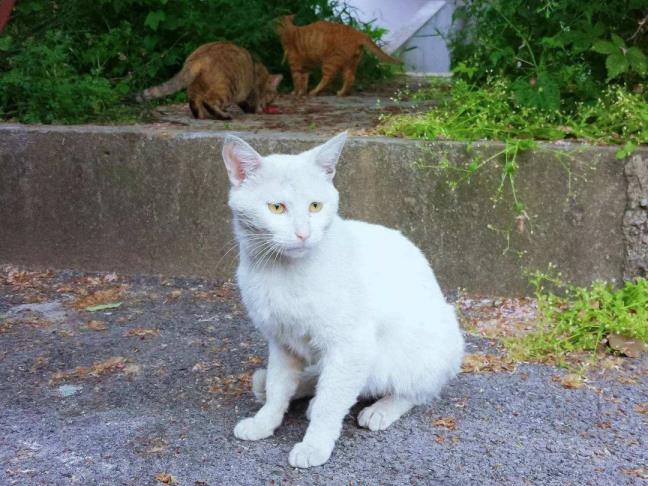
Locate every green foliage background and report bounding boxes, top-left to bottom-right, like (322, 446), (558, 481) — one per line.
(0, 0), (389, 123)
(449, 0), (647, 111)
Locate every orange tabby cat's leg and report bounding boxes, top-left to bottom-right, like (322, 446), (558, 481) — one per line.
(204, 102), (232, 120)
(202, 94), (233, 120)
(189, 97), (208, 119)
(309, 65), (338, 96)
(338, 54), (361, 96)
(298, 72), (309, 96)
(337, 67), (357, 96)
(290, 68), (308, 96)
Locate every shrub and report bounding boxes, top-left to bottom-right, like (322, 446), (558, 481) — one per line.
(449, 0), (647, 111)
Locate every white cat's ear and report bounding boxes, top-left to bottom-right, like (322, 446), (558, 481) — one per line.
(314, 131), (347, 180)
(222, 135), (263, 187)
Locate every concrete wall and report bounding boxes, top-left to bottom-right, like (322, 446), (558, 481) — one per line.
(1, 124), (646, 295)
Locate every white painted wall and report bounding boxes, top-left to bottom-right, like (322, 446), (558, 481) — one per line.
(344, 0), (456, 74)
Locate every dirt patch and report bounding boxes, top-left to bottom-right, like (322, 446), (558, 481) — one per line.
(151, 77), (436, 135)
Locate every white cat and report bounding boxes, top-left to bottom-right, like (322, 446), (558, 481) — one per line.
(222, 132), (464, 468)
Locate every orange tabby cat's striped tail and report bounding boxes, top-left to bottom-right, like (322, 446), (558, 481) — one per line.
(360, 35), (401, 64)
(135, 64), (199, 102)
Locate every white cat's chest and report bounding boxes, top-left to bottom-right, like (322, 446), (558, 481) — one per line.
(238, 265), (327, 361)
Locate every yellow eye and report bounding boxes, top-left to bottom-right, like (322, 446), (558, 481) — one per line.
(268, 202), (285, 214)
(309, 202), (323, 213)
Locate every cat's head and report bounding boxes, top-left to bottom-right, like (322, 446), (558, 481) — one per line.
(251, 63), (282, 113)
(276, 14), (296, 34)
(222, 132), (347, 260)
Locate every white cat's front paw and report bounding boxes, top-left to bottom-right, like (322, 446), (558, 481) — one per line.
(233, 417), (274, 441)
(288, 441), (332, 468)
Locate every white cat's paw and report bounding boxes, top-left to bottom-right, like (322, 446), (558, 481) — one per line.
(233, 417), (274, 441)
(288, 441), (332, 468)
(358, 405), (395, 431)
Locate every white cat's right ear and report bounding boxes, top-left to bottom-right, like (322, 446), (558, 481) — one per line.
(222, 135), (263, 187)
(314, 131), (347, 180)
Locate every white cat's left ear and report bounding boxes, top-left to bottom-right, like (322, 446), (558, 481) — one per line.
(314, 131), (347, 180)
(222, 135), (263, 187)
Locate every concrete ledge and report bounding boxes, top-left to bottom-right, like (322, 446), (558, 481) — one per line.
(1, 124), (646, 294)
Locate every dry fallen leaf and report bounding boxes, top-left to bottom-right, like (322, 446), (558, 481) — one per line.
(0, 316), (51, 333)
(560, 373), (584, 389)
(245, 355), (264, 366)
(124, 328), (160, 338)
(617, 376), (638, 385)
(145, 438), (168, 454)
(623, 468), (648, 480)
(168, 290), (183, 299)
(462, 353), (515, 373)
(51, 356), (128, 383)
(155, 472), (177, 484)
(86, 320), (107, 331)
(31, 355), (49, 372)
(608, 333), (647, 358)
(634, 403), (648, 416)
(72, 287), (125, 310)
(215, 283), (236, 299)
(433, 417), (457, 431)
(435, 433), (445, 444)
(192, 362), (209, 373)
(2, 266), (54, 290)
(208, 372), (252, 396)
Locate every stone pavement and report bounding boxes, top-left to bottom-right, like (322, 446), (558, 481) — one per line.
(0, 267), (646, 485)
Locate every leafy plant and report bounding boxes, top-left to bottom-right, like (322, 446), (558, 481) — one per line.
(592, 33), (648, 80)
(449, 0), (648, 109)
(506, 268), (648, 364)
(0, 31), (138, 123)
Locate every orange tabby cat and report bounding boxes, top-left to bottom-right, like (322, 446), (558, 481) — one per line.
(137, 42), (282, 120)
(277, 15), (400, 96)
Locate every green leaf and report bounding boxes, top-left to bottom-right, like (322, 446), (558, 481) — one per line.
(0, 35), (12, 52)
(85, 302), (122, 312)
(144, 10), (166, 31)
(626, 47), (648, 75)
(591, 40), (617, 55)
(605, 53), (629, 80)
(615, 141), (637, 160)
(610, 33), (626, 49)
(541, 35), (564, 49)
(512, 72), (560, 111)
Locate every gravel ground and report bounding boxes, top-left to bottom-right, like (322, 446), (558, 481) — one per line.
(0, 267), (646, 486)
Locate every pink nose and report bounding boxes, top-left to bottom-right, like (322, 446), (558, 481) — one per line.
(295, 231), (310, 241)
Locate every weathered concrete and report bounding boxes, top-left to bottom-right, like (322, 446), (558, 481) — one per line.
(623, 154), (648, 279)
(1, 124), (646, 294)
